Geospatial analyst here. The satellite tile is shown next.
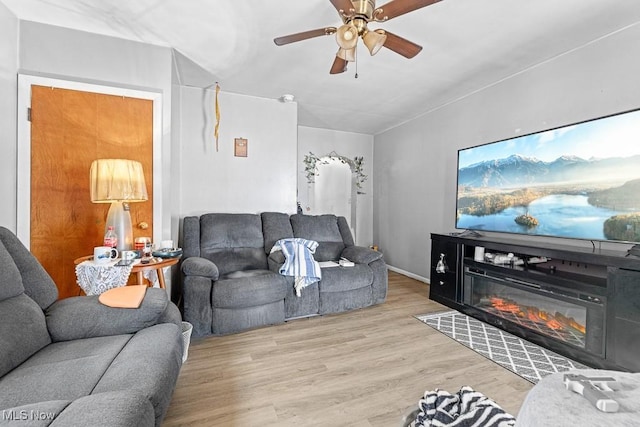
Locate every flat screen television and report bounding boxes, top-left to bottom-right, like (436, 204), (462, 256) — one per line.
(456, 108), (640, 243)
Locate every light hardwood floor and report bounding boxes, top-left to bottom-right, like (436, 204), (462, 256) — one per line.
(163, 271), (533, 426)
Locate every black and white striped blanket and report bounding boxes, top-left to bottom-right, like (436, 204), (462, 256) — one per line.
(413, 386), (516, 427)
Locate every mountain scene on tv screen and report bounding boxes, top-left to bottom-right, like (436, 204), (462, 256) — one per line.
(456, 154), (640, 242)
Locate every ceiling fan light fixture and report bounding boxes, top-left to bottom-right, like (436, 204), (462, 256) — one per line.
(336, 47), (356, 62)
(363, 29), (387, 56)
(336, 23), (359, 49)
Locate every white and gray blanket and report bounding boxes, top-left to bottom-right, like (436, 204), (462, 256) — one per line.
(413, 386), (516, 427)
(271, 238), (321, 296)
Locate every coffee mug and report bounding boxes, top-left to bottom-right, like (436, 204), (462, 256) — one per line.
(134, 237), (151, 251)
(121, 250), (138, 261)
(94, 246), (118, 263)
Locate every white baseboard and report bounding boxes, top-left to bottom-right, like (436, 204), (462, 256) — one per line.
(387, 265), (430, 284)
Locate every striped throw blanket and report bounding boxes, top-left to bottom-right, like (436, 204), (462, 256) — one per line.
(414, 387), (515, 427)
(271, 238), (321, 296)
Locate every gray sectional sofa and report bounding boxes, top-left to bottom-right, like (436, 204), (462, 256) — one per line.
(181, 212), (388, 337)
(0, 226), (183, 427)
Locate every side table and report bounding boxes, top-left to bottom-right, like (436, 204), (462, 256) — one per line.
(130, 257), (180, 289)
(74, 256), (180, 294)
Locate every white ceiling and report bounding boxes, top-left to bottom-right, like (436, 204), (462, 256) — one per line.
(3, 0), (640, 135)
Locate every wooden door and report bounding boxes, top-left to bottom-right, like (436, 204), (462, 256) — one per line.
(29, 86), (153, 299)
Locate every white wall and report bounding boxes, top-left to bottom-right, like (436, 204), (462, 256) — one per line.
(0, 3), (18, 231)
(298, 126), (374, 246)
(178, 87), (298, 216)
(374, 22), (640, 281)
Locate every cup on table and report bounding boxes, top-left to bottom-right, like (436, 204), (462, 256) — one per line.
(159, 240), (174, 250)
(135, 237), (152, 257)
(134, 237), (150, 250)
(94, 246), (118, 264)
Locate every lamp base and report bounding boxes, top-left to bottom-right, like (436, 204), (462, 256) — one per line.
(105, 202), (133, 251)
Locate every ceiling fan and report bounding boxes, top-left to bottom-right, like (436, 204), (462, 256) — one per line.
(274, 0), (441, 74)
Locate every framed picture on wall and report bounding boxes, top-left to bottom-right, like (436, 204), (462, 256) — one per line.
(234, 138), (248, 157)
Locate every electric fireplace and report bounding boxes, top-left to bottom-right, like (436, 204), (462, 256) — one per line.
(462, 268), (606, 358)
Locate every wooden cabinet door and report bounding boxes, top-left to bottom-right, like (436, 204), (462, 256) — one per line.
(30, 86), (153, 298)
(607, 267), (640, 371)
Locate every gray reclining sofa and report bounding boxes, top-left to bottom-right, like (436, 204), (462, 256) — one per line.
(0, 226), (183, 427)
(181, 212), (388, 337)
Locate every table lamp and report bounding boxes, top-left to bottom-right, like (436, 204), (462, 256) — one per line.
(90, 159), (148, 251)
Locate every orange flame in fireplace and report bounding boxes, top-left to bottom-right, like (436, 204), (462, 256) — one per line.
(490, 297), (522, 314)
(487, 297), (586, 335)
(546, 319), (563, 330)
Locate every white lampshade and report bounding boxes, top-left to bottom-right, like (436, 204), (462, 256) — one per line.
(363, 29), (387, 56)
(336, 47), (357, 62)
(90, 159), (148, 251)
(90, 159), (148, 203)
(336, 24), (359, 49)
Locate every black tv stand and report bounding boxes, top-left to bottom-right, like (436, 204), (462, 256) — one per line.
(430, 232), (640, 372)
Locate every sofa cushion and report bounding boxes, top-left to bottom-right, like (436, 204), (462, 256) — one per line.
(92, 324), (182, 425)
(213, 270), (288, 309)
(0, 240), (24, 301)
(318, 264), (374, 293)
(0, 227), (58, 310)
(200, 214), (268, 275)
(204, 248), (268, 276)
(200, 213), (264, 249)
(290, 214), (345, 261)
(0, 294), (52, 378)
(261, 212), (294, 254)
(0, 334), (131, 409)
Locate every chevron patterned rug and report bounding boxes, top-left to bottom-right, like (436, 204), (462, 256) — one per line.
(416, 310), (588, 384)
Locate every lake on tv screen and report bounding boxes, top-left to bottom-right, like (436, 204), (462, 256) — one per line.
(456, 194), (624, 240)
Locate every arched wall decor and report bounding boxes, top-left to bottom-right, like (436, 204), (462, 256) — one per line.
(302, 151), (368, 241)
(303, 151), (367, 193)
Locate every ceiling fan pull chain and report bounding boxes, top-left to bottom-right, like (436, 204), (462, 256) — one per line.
(355, 45), (359, 79)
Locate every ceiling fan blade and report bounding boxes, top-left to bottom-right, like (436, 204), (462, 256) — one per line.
(381, 31), (423, 58)
(330, 57), (348, 74)
(274, 27), (337, 46)
(376, 0), (441, 21)
(329, 0), (355, 15)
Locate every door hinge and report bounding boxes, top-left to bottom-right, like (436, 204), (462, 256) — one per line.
(27, 107), (32, 122)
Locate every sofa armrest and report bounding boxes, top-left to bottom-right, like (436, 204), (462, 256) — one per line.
(181, 256), (219, 280)
(341, 246), (383, 265)
(45, 288), (172, 342)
